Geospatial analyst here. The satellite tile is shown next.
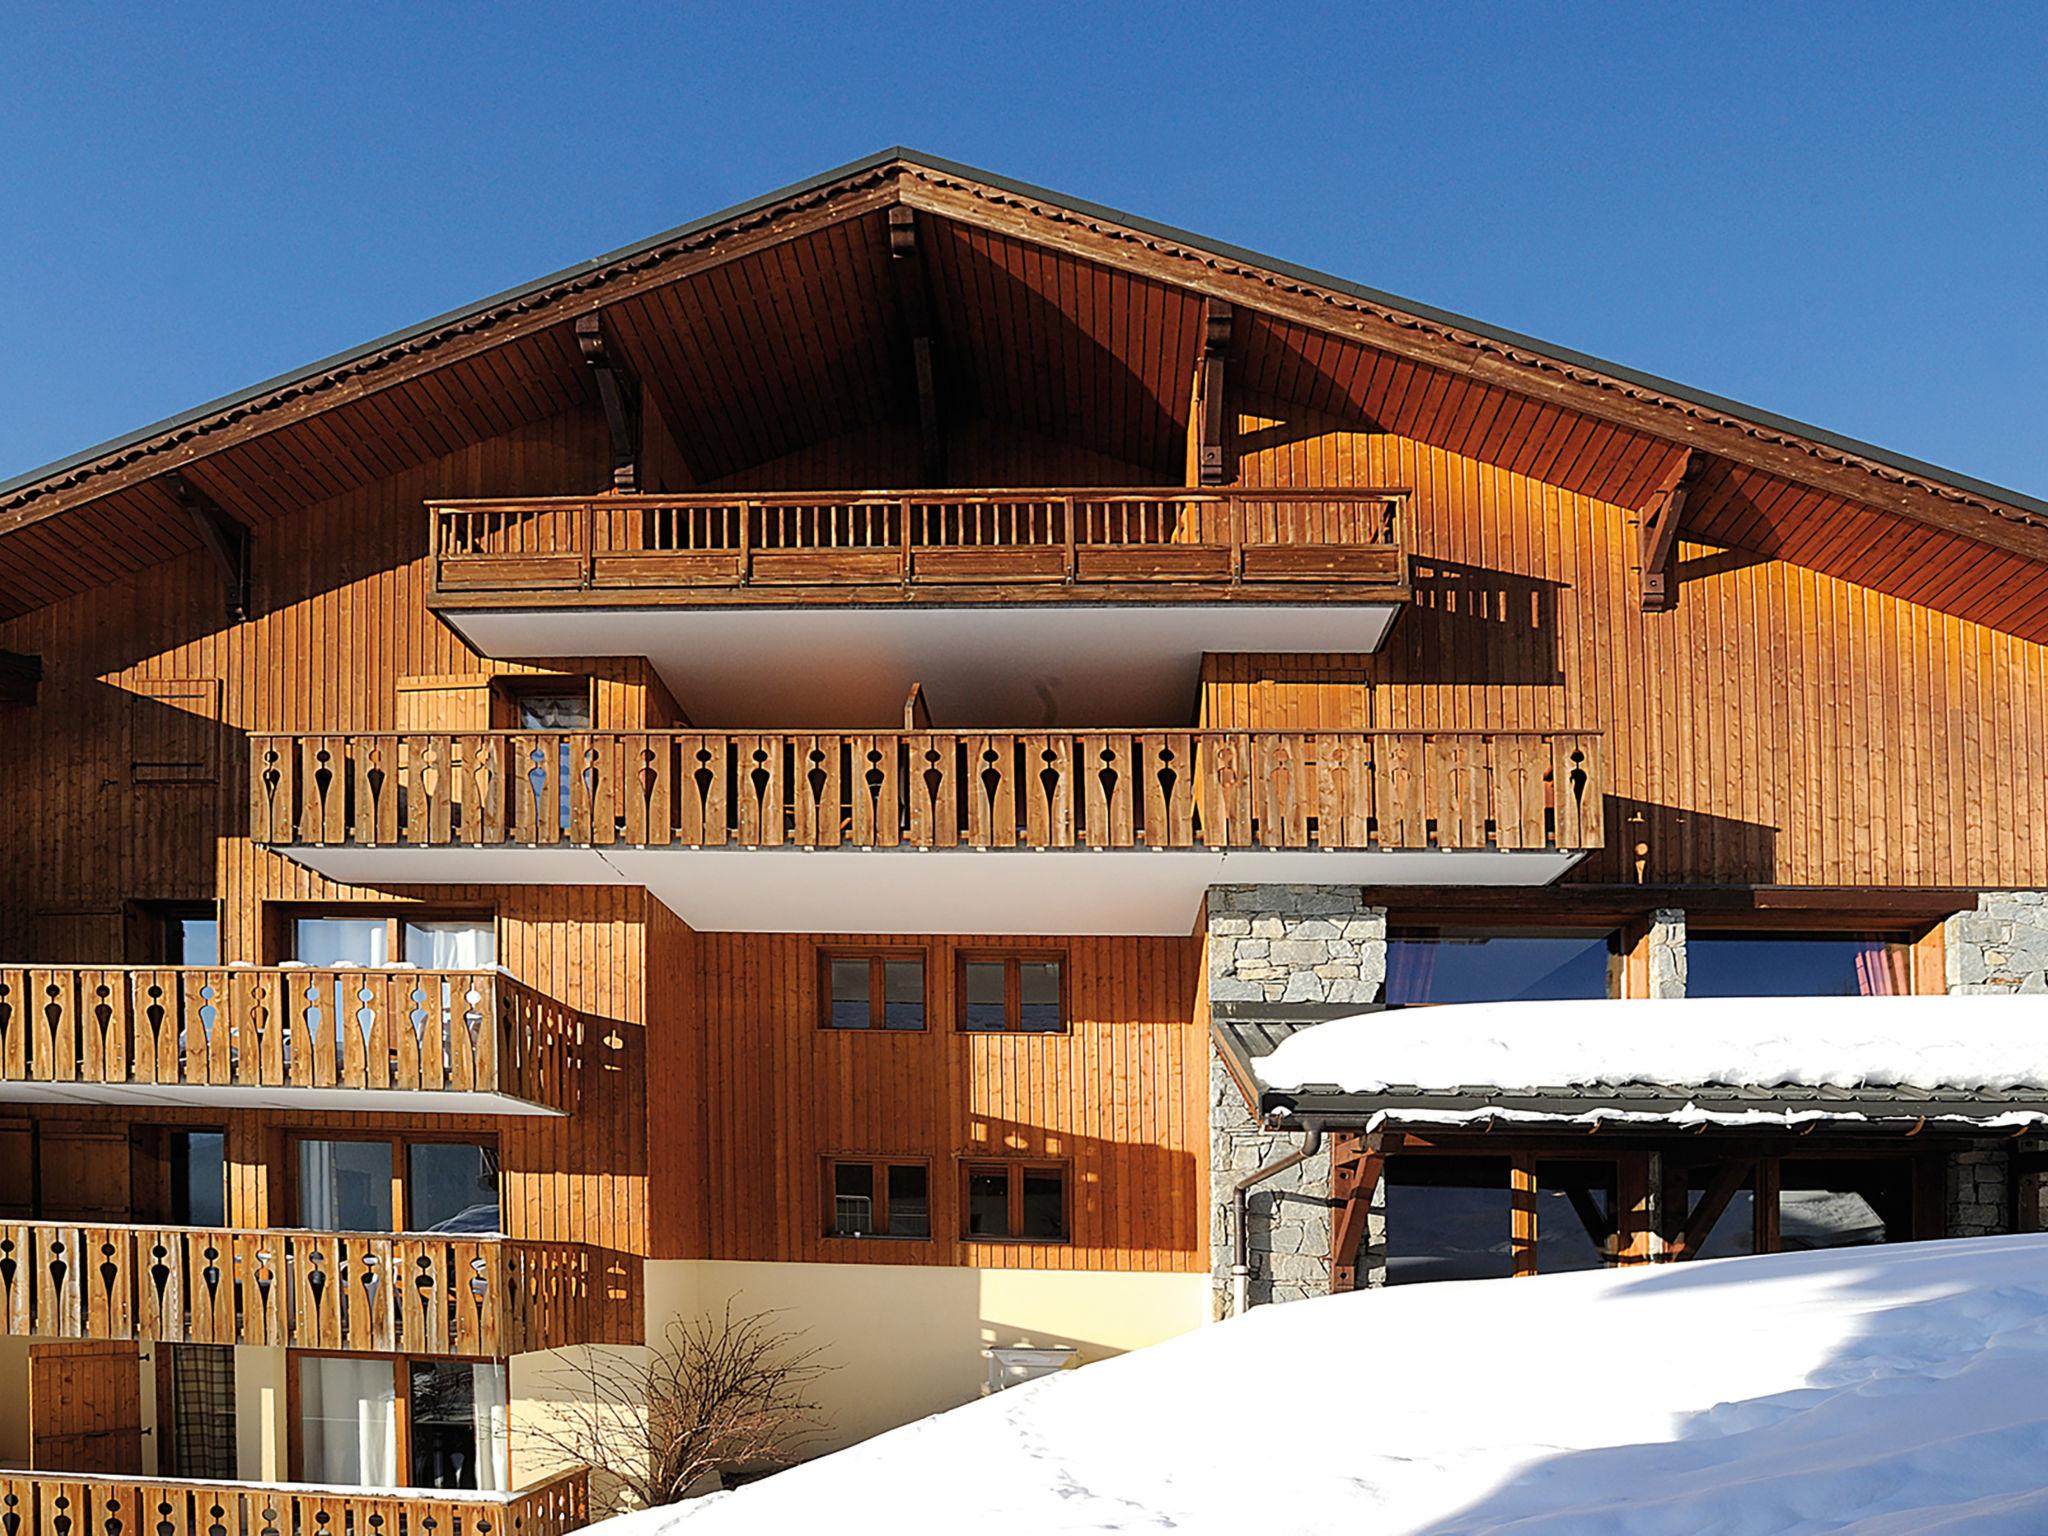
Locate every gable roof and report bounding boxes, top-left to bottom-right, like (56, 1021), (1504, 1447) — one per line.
(3, 148), (2045, 628)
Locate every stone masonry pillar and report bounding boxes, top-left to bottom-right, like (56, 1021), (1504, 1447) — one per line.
(1941, 893), (2048, 1233)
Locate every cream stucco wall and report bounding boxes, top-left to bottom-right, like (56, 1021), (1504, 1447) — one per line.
(0, 1337), (27, 1466)
(234, 1344), (290, 1480)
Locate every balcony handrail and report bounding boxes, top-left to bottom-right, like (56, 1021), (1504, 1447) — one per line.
(0, 965), (582, 1114)
(0, 1221), (633, 1357)
(0, 1466), (591, 1536)
(251, 729), (1603, 855)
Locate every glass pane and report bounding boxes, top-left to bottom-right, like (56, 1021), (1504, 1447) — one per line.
(887, 1165), (929, 1238)
(963, 962), (1007, 1032)
(295, 918), (390, 967)
(967, 1169), (1009, 1237)
(833, 1163), (875, 1236)
(298, 1356), (398, 1486)
(1534, 1161), (1614, 1273)
(828, 959), (870, 1029)
(883, 959), (925, 1031)
(409, 1142), (500, 1233)
(171, 918), (219, 967)
(1779, 1159), (1904, 1250)
(402, 920), (496, 968)
(1385, 930), (1613, 1004)
(1021, 1169), (1065, 1240)
(514, 691), (591, 730)
(298, 1139), (394, 1230)
(1692, 1182), (1757, 1259)
(1688, 933), (1904, 997)
(1385, 1158), (1513, 1283)
(409, 1360), (507, 1491)
(1018, 962), (1062, 1032)
(169, 1131), (227, 1227)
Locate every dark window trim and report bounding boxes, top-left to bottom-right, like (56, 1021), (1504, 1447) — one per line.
(958, 1158), (1072, 1244)
(820, 1154), (934, 1241)
(286, 1348), (507, 1488)
(955, 950), (1070, 1034)
(817, 947), (930, 1032)
(285, 1130), (502, 1233)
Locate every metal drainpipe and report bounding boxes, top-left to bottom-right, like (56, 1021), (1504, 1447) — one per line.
(1230, 1123), (1322, 1316)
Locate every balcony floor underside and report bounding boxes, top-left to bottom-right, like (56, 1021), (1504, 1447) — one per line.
(439, 602), (1404, 727)
(0, 1081), (566, 1114)
(276, 844), (1589, 936)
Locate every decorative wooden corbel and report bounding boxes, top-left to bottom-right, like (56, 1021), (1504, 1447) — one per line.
(163, 471), (251, 623)
(1640, 448), (1707, 612)
(576, 311), (642, 492)
(1195, 299), (1233, 486)
(889, 204), (945, 486)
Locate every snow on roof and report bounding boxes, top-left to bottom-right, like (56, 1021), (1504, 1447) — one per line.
(596, 1235), (2048, 1534)
(1251, 994), (2048, 1096)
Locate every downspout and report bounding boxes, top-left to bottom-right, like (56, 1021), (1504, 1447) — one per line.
(1230, 1123), (1322, 1316)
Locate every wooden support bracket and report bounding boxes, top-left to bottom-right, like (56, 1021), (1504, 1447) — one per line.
(1640, 448), (1707, 612)
(1328, 1132), (1385, 1293)
(163, 471), (251, 623)
(576, 311), (642, 493)
(1195, 299), (1233, 486)
(888, 205), (945, 486)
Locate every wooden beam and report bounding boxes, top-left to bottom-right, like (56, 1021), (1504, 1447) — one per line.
(575, 313), (641, 493)
(0, 650), (40, 706)
(161, 472), (250, 623)
(1673, 1159), (1754, 1259)
(1640, 448), (1707, 612)
(1510, 1154), (1539, 1276)
(1328, 1134), (1385, 1293)
(1195, 299), (1233, 486)
(888, 205), (945, 486)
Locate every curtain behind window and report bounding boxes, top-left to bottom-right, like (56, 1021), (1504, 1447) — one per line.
(1854, 940), (1911, 996)
(166, 1343), (236, 1478)
(403, 921), (496, 968)
(298, 1356), (398, 1487)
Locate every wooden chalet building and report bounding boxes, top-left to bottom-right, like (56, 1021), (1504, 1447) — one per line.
(0, 148), (2046, 1525)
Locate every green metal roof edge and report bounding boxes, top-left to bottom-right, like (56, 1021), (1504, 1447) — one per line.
(7, 145), (2044, 524)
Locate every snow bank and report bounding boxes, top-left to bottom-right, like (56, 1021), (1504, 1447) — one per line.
(1253, 994), (2048, 1094)
(596, 1236), (2048, 1534)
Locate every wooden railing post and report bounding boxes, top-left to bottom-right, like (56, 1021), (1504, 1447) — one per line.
(1063, 494), (1078, 580)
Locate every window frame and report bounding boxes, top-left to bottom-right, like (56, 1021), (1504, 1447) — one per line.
(285, 1130), (502, 1234)
(817, 947), (930, 1032)
(820, 1155), (934, 1241)
(1679, 921), (1932, 998)
(266, 903), (499, 968)
(285, 1349), (509, 1490)
(958, 1159), (1071, 1244)
(490, 675), (598, 731)
(1381, 922), (1627, 1004)
(955, 950), (1070, 1034)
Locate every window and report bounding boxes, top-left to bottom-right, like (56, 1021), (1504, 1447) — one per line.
(1385, 928), (1617, 1005)
(1384, 1157), (1513, 1284)
(286, 911), (496, 968)
(825, 1158), (930, 1239)
(958, 954), (1066, 1033)
(167, 1129), (227, 1227)
(159, 1342), (236, 1478)
(131, 903), (220, 965)
(294, 1354), (507, 1491)
(1687, 931), (1915, 997)
(820, 951), (926, 1030)
(503, 687), (591, 730)
(1778, 1158), (1909, 1251)
(294, 1135), (499, 1233)
(961, 1162), (1067, 1242)
(1532, 1160), (1618, 1273)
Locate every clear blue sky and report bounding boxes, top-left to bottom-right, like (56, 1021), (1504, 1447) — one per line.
(6, 2), (2045, 496)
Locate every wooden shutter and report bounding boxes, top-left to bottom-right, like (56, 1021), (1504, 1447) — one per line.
(127, 678), (222, 784)
(37, 1124), (132, 1221)
(30, 1342), (144, 1474)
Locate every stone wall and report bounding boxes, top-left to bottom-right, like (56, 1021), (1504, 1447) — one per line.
(1945, 892), (2048, 994)
(1208, 1041), (1333, 1316)
(1946, 1147), (2012, 1238)
(1645, 907), (1687, 997)
(1206, 884), (1386, 1004)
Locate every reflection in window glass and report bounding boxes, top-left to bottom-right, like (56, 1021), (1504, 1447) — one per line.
(883, 960), (925, 1030)
(409, 1142), (499, 1233)
(298, 1139), (393, 1230)
(833, 1163), (875, 1236)
(298, 1356), (397, 1486)
(828, 960), (870, 1029)
(1385, 1158), (1512, 1284)
(963, 963), (1006, 1032)
(1385, 930), (1613, 1004)
(514, 692), (590, 730)
(295, 919), (389, 966)
(1691, 1182), (1757, 1260)
(1021, 1169), (1065, 1239)
(170, 917), (220, 967)
(1688, 933), (1908, 997)
(169, 1131), (227, 1227)
(1533, 1161), (1615, 1273)
(1019, 963), (1062, 1032)
(967, 1169), (1009, 1236)
(409, 1359), (508, 1491)
(888, 1165), (930, 1238)
(1778, 1159), (1905, 1250)
(1780, 1188), (1889, 1250)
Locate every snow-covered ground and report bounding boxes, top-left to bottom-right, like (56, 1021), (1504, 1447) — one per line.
(597, 1236), (2048, 1535)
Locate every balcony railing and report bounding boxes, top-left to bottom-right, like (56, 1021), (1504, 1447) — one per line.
(0, 1224), (634, 1356)
(426, 487), (1409, 605)
(0, 1467), (589, 1536)
(0, 968), (581, 1114)
(251, 730), (1603, 854)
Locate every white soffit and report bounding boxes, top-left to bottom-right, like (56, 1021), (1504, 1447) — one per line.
(0, 1082), (566, 1116)
(439, 604), (1402, 727)
(280, 845), (1587, 937)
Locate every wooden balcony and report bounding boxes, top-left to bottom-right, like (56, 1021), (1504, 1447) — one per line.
(427, 487), (1410, 608)
(0, 1468), (589, 1536)
(252, 729), (1601, 854)
(0, 1224), (635, 1356)
(0, 968), (582, 1116)
(251, 730), (1603, 935)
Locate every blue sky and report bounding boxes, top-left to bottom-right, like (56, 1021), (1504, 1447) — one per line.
(5, 2), (2044, 495)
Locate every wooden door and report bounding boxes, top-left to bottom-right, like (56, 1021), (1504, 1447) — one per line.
(37, 1124), (132, 1220)
(30, 1341), (144, 1473)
